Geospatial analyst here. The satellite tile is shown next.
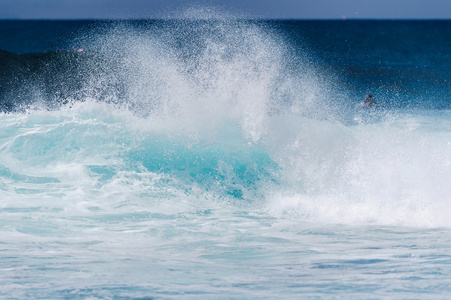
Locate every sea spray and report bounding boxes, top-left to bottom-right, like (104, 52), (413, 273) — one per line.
(3, 19), (451, 227)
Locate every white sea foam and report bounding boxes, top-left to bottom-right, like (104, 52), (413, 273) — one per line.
(267, 111), (451, 227)
(2, 18), (451, 230)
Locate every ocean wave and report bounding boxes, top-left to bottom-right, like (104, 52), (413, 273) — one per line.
(2, 19), (451, 228)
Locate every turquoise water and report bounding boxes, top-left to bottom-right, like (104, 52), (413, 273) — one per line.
(1, 16), (451, 298)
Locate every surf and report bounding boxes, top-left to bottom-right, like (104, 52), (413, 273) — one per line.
(1, 17), (451, 228)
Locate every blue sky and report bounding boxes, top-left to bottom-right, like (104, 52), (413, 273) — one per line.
(1, 0), (451, 20)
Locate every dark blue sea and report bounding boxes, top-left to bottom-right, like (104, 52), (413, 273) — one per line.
(1, 15), (451, 298)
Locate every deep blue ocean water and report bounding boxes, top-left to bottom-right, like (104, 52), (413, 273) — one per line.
(1, 15), (451, 298)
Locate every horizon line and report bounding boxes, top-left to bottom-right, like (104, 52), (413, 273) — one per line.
(1, 17), (451, 21)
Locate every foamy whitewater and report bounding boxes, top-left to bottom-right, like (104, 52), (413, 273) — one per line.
(1, 16), (451, 298)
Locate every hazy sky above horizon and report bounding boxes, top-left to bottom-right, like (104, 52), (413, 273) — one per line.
(1, 0), (450, 20)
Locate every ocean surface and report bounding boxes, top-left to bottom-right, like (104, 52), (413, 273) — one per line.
(1, 15), (451, 298)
